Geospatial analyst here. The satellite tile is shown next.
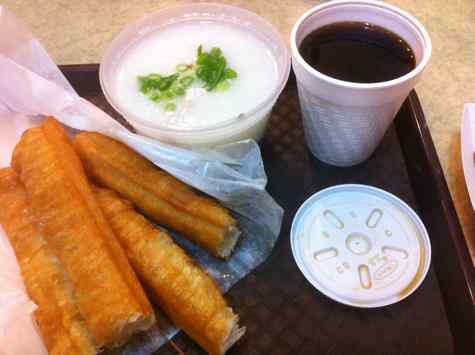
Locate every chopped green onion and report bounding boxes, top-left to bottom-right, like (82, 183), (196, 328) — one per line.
(176, 64), (188, 72)
(161, 90), (174, 100)
(172, 85), (186, 96)
(179, 76), (194, 87)
(137, 44), (238, 109)
(224, 68), (237, 79)
(164, 102), (177, 111)
(150, 91), (161, 102)
(216, 80), (231, 91)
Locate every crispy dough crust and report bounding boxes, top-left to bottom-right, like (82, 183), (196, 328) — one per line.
(0, 168), (96, 355)
(11, 118), (155, 347)
(95, 187), (245, 354)
(74, 132), (240, 258)
(75, 132), (235, 227)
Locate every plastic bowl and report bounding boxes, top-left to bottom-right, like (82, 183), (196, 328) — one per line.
(100, 3), (290, 147)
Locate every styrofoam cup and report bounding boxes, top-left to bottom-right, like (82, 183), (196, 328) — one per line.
(290, 0), (431, 166)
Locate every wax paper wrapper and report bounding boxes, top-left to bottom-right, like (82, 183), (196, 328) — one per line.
(0, 6), (283, 354)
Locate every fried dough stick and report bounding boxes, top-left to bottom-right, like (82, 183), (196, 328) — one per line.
(0, 168), (96, 355)
(74, 132), (240, 258)
(95, 187), (245, 355)
(11, 118), (155, 347)
(75, 132), (235, 227)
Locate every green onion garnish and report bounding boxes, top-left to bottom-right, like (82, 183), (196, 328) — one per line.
(164, 102), (177, 112)
(137, 44), (238, 111)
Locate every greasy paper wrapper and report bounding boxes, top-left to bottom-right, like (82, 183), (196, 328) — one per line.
(0, 7), (283, 354)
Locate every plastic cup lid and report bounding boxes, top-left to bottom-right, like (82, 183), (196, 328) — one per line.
(291, 184), (431, 308)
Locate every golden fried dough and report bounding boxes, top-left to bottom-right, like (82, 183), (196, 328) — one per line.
(95, 187), (245, 355)
(74, 132), (240, 258)
(11, 118), (155, 347)
(0, 168), (96, 355)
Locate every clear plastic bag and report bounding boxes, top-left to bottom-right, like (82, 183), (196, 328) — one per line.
(0, 7), (283, 354)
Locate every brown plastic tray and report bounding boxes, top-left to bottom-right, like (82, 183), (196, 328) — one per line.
(60, 64), (475, 355)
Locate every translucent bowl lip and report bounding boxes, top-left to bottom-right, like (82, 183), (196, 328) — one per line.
(100, 2), (291, 135)
(290, 0), (432, 90)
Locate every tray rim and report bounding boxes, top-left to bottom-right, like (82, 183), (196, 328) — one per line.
(400, 92), (475, 300)
(394, 91), (475, 352)
(59, 64), (475, 353)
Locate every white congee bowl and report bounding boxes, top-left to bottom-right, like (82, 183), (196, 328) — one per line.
(100, 3), (290, 148)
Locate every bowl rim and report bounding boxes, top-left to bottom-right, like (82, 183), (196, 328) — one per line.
(99, 2), (291, 135)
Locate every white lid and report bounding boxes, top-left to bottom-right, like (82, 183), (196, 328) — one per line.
(291, 184), (431, 308)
